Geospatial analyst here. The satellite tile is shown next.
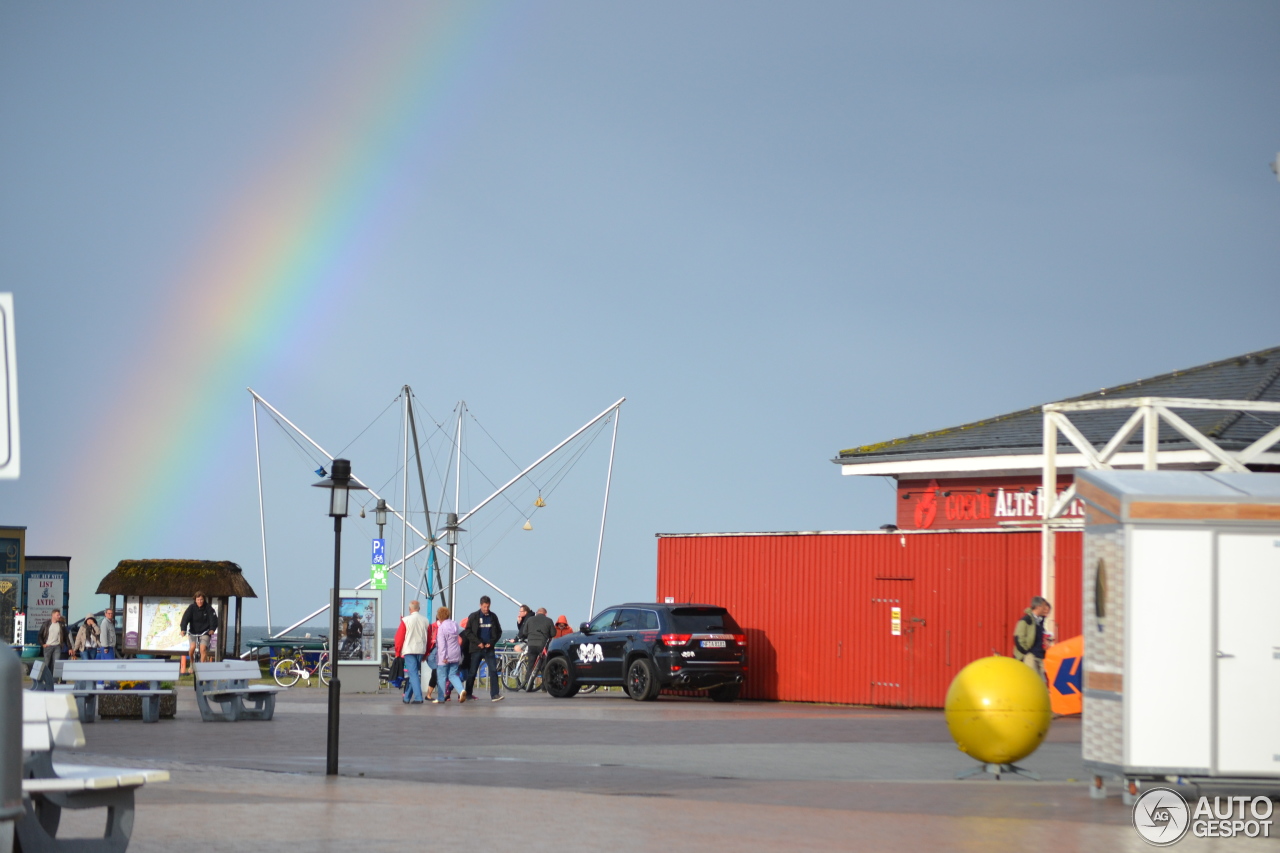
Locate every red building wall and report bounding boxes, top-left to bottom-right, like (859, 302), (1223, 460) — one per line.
(655, 529), (1081, 708)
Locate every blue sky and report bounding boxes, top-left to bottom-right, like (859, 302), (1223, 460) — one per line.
(2, 2), (1278, 630)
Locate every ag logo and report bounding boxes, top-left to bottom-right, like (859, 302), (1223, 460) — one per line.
(576, 643), (603, 664)
(1133, 787), (1190, 846)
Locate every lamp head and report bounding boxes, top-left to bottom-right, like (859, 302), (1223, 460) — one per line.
(312, 458), (368, 517)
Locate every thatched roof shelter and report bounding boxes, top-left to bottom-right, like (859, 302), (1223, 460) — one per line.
(96, 559), (257, 598)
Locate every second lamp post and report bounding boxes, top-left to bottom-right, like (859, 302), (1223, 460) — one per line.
(312, 458), (367, 776)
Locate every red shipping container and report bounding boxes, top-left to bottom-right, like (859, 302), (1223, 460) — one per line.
(655, 528), (1081, 708)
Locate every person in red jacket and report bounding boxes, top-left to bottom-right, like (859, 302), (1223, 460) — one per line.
(554, 615), (574, 638)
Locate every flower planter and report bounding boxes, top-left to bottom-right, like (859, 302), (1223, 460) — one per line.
(98, 692), (177, 719)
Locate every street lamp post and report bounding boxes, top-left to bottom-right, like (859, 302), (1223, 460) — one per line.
(443, 512), (464, 612)
(312, 458), (367, 777)
(374, 498), (389, 541)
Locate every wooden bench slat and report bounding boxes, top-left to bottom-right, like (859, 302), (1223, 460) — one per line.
(23, 721), (51, 752)
(49, 718), (86, 749)
(58, 661), (181, 675)
(25, 692), (78, 719)
(54, 765), (170, 785)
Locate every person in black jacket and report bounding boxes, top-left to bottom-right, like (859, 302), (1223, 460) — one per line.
(179, 591), (220, 663)
(522, 608), (556, 689)
(462, 596), (504, 702)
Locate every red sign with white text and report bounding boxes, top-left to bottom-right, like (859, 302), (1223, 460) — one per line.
(897, 476), (1084, 530)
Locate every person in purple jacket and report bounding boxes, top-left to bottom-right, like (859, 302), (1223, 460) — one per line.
(432, 607), (468, 704)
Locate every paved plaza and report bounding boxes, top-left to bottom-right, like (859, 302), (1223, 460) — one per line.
(44, 685), (1273, 852)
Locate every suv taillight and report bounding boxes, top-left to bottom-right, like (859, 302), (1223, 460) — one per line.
(733, 634), (747, 647)
(661, 633), (691, 646)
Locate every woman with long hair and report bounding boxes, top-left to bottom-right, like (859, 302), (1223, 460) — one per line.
(73, 615), (100, 660)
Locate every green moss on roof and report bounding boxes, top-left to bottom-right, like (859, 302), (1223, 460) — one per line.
(96, 559), (257, 598)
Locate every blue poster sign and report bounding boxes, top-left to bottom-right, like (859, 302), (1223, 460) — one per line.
(372, 539), (385, 565)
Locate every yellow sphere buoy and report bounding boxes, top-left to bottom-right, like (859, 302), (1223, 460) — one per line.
(944, 655), (1051, 766)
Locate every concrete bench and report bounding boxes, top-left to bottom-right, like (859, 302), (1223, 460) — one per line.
(193, 660), (284, 722)
(19, 691), (168, 852)
(53, 660), (180, 724)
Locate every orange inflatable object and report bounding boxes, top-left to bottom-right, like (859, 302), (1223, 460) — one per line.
(1044, 635), (1083, 716)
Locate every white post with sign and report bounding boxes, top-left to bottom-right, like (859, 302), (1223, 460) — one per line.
(0, 293), (18, 479)
(370, 539), (387, 590)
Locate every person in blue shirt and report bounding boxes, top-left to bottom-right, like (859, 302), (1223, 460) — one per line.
(462, 596), (504, 702)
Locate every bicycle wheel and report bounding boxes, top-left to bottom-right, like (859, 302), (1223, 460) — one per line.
(273, 658), (301, 688)
(579, 684), (600, 695)
(318, 660), (332, 686)
(501, 657), (523, 691)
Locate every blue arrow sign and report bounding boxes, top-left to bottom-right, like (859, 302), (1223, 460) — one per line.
(1053, 655), (1082, 696)
(372, 539), (386, 565)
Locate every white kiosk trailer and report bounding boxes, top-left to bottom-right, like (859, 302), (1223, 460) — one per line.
(1076, 470), (1280, 801)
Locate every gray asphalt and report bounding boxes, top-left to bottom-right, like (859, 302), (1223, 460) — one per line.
(41, 685), (1274, 852)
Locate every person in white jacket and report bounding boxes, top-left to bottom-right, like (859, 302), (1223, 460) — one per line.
(399, 600), (431, 703)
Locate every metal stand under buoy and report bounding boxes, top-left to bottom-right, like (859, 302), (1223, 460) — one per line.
(955, 762), (1041, 781)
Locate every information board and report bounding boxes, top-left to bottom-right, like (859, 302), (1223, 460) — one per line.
(123, 595), (221, 654)
(24, 570), (68, 644)
(335, 589), (380, 665)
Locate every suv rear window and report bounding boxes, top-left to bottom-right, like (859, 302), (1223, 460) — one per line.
(669, 607), (741, 633)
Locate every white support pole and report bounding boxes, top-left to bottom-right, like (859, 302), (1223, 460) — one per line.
(1051, 412), (1108, 469)
(1153, 406), (1250, 472)
(451, 403), (463, 611)
(1233, 421), (1280, 466)
(457, 398), (627, 526)
(1047, 483), (1078, 520)
(1097, 408), (1146, 466)
(252, 397), (273, 635)
(401, 388), (410, 618)
(431, 543), (521, 608)
(270, 564), (413, 640)
(589, 407), (621, 620)
(1041, 408), (1057, 638)
(1143, 405), (1160, 470)
(248, 388), (432, 542)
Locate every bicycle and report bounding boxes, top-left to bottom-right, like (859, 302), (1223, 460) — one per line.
(521, 645), (548, 692)
(500, 643), (597, 694)
(498, 644), (527, 691)
(272, 641), (332, 687)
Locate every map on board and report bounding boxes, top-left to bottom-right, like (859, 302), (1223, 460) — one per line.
(141, 598), (192, 652)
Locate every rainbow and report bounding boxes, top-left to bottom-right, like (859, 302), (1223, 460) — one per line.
(59, 3), (519, 609)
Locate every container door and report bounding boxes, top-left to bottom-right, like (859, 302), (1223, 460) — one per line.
(1215, 532), (1280, 776)
(870, 579), (914, 707)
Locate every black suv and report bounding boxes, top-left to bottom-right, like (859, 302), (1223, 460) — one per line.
(542, 603), (747, 702)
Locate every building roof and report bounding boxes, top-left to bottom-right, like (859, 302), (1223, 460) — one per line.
(835, 345), (1280, 470)
(95, 559), (257, 598)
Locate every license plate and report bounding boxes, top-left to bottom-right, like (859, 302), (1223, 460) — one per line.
(701, 640), (726, 648)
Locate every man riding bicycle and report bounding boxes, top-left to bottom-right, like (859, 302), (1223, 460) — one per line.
(180, 591), (219, 664)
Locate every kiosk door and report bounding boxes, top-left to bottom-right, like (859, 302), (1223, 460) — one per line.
(1215, 533), (1280, 776)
